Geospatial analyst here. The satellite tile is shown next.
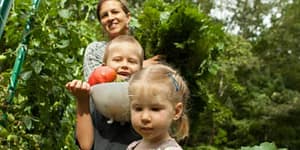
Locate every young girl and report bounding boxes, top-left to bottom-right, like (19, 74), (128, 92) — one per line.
(66, 35), (143, 150)
(127, 64), (190, 150)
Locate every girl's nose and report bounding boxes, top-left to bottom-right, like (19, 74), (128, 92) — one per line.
(141, 111), (151, 124)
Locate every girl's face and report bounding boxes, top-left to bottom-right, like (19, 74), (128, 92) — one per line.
(130, 94), (182, 143)
(105, 42), (142, 80)
(99, 0), (130, 39)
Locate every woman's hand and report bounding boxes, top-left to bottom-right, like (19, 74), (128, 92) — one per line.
(65, 80), (90, 102)
(143, 55), (165, 68)
(66, 80), (94, 150)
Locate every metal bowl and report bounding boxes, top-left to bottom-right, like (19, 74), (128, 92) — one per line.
(90, 82), (130, 123)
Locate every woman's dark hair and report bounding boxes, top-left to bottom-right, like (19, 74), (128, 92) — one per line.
(96, 0), (130, 23)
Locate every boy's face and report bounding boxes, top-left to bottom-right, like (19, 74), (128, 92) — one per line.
(105, 42), (142, 80)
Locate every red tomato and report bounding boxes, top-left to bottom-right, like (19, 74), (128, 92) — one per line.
(88, 66), (117, 86)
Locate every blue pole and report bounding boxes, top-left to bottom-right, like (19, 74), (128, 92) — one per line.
(0, 0), (13, 39)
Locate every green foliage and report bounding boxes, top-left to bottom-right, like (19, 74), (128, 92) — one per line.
(134, 0), (229, 147)
(247, 0), (300, 149)
(134, 0), (299, 149)
(254, 0), (300, 91)
(0, 0), (101, 148)
(1, 0), (299, 149)
(135, 0), (225, 75)
(241, 142), (288, 150)
(214, 0), (290, 41)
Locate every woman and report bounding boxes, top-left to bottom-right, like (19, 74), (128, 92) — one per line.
(84, 0), (161, 81)
(67, 0), (161, 149)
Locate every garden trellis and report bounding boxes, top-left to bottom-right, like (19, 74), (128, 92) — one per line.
(4, 0), (41, 103)
(0, 0), (13, 38)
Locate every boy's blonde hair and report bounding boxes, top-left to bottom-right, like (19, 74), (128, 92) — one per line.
(103, 35), (144, 67)
(128, 64), (190, 141)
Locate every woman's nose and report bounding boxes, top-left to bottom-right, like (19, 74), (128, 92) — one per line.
(107, 12), (115, 20)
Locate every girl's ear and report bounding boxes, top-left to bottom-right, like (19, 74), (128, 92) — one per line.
(173, 102), (183, 121)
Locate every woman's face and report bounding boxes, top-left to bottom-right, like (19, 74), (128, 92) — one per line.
(99, 0), (131, 39)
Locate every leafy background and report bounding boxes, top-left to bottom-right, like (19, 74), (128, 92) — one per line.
(0, 0), (299, 149)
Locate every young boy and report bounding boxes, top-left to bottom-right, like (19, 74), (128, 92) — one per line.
(66, 35), (144, 150)
(102, 35), (144, 81)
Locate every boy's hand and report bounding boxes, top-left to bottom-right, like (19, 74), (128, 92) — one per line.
(65, 80), (90, 101)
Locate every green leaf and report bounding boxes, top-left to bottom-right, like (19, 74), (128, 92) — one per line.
(20, 71), (32, 81)
(57, 40), (70, 49)
(31, 60), (44, 74)
(159, 11), (170, 22)
(174, 42), (184, 49)
(208, 63), (219, 75)
(58, 9), (71, 19)
(22, 116), (32, 130)
(241, 142), (277, 150)
(0, 125), (9, 137)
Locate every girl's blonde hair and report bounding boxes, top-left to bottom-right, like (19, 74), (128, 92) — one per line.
(128, 64), (190, 141)
(103, 35), (144, 67)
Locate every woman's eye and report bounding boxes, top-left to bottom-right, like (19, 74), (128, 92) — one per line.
(100, 13), (108, 18)
(111, 10), (120, 14)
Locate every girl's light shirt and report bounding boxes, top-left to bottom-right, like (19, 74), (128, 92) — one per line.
(126, 138), (183, 150)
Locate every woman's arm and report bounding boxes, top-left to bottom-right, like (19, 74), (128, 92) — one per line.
(83, 42), (106, 81)
(65, 80), (94, 150)
(68, 41), (107, 149)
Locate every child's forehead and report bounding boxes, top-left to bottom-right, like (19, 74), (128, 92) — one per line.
(109, 42), (141, 55)
(110, 41), (138, 49)
(130, 94), (168, 105)
(130, 85), (170, 101)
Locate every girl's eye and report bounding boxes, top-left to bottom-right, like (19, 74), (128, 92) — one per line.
(133, 107), (142, 112)
(131, 104), (142, 112)
(151, 107), (161, 112)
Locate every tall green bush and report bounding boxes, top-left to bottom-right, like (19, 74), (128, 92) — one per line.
(0, 0), (100, 148)
(133, 0), (299, 149)
(1, 0), (299, 149)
